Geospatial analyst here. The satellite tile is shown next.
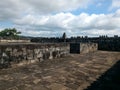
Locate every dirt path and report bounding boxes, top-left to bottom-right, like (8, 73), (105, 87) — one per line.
(0, 51), (120, 90)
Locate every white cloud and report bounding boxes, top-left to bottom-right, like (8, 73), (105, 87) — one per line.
(0, 0), (120, 37)
(0, 0), (90, 21)
(23, 0), (91, 13)
(110, 0), (120, 10)
(12, 9), (120, 37)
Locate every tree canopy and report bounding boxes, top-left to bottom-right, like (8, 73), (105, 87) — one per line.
(0, 28), (21, 39)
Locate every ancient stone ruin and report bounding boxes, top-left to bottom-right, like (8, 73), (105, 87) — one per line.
(70, 43), (98, 54)
(0, 43), (69, 69)
(0, 42), (98, 69)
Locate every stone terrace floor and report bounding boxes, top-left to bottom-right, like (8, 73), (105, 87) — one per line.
(0, 51), (120, 90)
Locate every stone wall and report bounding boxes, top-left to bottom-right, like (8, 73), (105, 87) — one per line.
(70, 43), (98, 54)
(0, 39), (30, 43)
(80, 43), (98, 53)
(0, 43), (69, 69)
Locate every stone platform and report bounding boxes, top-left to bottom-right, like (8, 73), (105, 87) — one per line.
(0, 51), (120, 90)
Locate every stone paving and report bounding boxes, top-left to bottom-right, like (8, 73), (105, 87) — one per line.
(0, 51), (120, 90)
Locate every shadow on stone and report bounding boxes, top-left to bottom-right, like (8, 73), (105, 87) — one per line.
(85, 60), (120, 90)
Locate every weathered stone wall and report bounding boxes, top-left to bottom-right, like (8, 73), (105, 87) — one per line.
(0, 39), (30, 43)
(0, 43), (69, 69)
(80, 43), (98, 53)
(70, 43), (98, 54)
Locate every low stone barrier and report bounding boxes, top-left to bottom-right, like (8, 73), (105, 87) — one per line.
(70, 43), (98, 54)
(0, 43), (69, 69)
(80, 43), (98, 53)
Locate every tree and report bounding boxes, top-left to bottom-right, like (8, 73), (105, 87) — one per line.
(0, 28), (21, 39)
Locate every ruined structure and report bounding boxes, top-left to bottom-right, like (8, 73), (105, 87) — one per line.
(31, 35), (120, 51)
(0, 43), (69, 68)
(0, 39), (30, 43)
(70, 43), (98, 54)
(0, 42), (98, 69)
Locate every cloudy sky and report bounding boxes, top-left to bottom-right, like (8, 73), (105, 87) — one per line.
(0, 0), (120, 37)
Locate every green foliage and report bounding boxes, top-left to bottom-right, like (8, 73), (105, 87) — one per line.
(0, 28), (21, 39)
